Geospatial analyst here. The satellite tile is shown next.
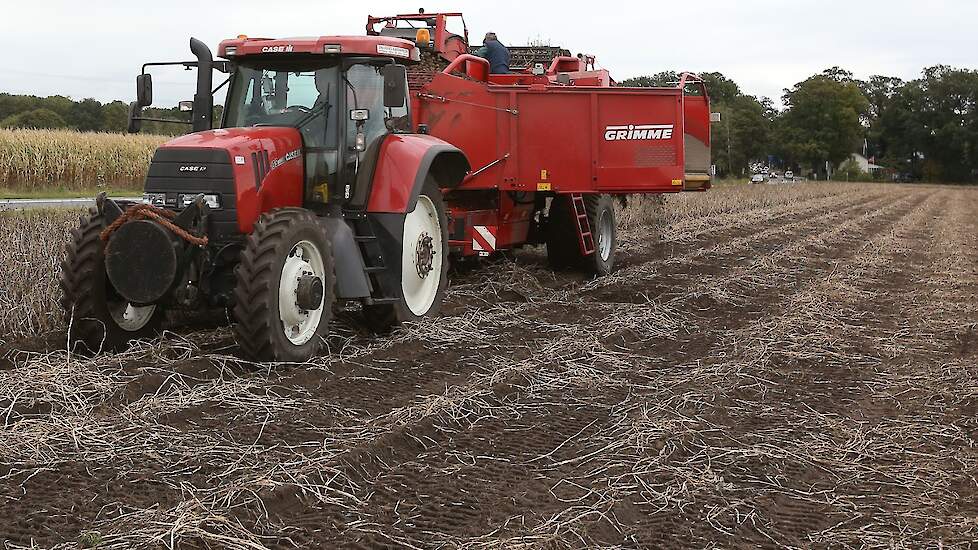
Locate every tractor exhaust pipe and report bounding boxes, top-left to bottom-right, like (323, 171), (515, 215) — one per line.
(190, 37), (214, 133)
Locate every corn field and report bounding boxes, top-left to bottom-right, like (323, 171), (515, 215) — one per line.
(0, 128), (166, 191)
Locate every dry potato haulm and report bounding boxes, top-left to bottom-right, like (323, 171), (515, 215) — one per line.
(1, 182), (976, 547)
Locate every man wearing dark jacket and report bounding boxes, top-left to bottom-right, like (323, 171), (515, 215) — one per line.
(475, 32), (510, 74)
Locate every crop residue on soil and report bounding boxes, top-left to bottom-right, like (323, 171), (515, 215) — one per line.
(1, 183), (977, 549)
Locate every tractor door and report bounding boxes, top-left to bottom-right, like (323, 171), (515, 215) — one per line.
(342, 61), (410, 208)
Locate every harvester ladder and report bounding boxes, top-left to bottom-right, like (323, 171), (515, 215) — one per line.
(571, 194), (596, 256)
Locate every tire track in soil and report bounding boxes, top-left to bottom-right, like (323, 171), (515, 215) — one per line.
(254, 189), (932, 542)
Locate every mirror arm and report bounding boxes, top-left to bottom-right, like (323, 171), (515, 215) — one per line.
(133, 117), (193, 125)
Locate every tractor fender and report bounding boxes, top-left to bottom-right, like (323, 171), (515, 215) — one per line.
(365, 134), (470, 214)
(322, 217), (371, 299)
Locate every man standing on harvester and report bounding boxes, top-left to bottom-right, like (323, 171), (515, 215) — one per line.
(475, 32), (510, 73)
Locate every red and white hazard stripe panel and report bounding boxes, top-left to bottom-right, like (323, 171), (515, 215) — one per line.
(472, 225), (497, 253)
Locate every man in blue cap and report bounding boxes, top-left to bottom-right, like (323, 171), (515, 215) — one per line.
(475, 32), (510, 74)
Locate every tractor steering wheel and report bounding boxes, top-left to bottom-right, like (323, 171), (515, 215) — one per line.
(284, 105), (312, 114)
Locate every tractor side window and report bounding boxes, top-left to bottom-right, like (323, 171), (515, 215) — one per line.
(344, 63), (409, 146)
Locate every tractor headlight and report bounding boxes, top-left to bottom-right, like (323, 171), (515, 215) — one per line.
(179, 193), (221, 209)
(142, 192), (166, 206)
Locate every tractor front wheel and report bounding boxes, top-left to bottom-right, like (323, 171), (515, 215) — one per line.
(60, 209), (165, 354)
(232, 209), (336, 362)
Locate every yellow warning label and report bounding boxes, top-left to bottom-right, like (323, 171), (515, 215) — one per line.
(671, 179), (683, 186)
(540, 169), (549, 181)
(537, 182), (552, 191)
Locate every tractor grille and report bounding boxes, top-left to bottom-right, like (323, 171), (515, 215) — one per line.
(144, 148), (239, 242)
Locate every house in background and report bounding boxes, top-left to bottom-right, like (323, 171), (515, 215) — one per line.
(848, 153), (887, 175)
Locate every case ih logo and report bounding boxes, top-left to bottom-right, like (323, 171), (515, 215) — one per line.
(261, 45), (294, 53)
(179, 165), (207, 172)
(604, 124), (674, 141)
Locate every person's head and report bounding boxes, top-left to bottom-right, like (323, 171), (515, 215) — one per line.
(484, 32), (498, 43)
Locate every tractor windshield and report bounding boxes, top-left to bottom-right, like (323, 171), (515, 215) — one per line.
(224, 58), (340, 149)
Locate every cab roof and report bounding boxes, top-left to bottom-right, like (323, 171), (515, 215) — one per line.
(217, 35), (420, 62)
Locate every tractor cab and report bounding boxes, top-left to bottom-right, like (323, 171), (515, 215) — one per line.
(129, 35), (418, 214)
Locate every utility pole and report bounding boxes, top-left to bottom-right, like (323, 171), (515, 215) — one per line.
(726, 111), (732, 177)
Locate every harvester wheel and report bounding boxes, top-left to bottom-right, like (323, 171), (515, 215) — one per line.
(60, 209), (165, 354)
(363, 178), (448, 332)
(585, 194), (617, 275)
(546, 194), (617, 275)
(232, 208), (336, 362)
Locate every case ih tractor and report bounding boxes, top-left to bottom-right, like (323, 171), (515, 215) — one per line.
(60, 11), (714, 362)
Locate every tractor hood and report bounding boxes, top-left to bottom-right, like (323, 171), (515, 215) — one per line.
(147, 126), (306, 235)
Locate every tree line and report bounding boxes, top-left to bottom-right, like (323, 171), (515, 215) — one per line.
(620, 66), (978, 183)
(2, 64), (975, 182)
(0, 93), (220, 136)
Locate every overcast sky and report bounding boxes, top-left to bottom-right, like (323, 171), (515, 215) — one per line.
(1, 0), (976, 107)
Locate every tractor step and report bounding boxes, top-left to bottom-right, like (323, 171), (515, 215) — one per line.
(571, 194), (595, 255)
(348, 216), (401, 303)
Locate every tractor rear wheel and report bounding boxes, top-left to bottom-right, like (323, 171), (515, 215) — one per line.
(60, 209), (165, 354)
(363, 178), (449, 332)
(546, 194), (617, 275)
(232, 208), (336, 362)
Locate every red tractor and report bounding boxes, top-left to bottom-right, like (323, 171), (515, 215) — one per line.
(60, 11), (714, 362)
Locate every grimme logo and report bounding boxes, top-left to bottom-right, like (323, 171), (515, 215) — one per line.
(604, 124), (674, 141)
(261, 45), (294, 53)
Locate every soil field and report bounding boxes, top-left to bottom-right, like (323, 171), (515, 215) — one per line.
(1, 183), (977, 549)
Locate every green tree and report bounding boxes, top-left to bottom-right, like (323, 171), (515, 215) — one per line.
(102, 101), (130, 133)
(776, 68), (869, 176)
(618, 72), (677, 88)
(1, 108), (68, 129)
(70, 98), (105, 132)
(859, 75), (904, 162)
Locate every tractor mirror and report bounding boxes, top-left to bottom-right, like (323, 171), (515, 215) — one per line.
(382, 64), (407, 108)
(127, 101), (143, 134)
(179, 100), (194, 112)
(136, 74), (153, 107)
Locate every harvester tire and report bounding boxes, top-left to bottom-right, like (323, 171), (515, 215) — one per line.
(363, 178), (448, 333)
(584, 194), (617, 275)
(546, 194), (617, 275)
(232, 208), (336, 362)
(60, 209), (165, 354)
(545, 195), (583, 270)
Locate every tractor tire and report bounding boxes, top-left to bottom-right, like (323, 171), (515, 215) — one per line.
(546, 194), (617, 275)
(232, 208), (336, 362)
(60, 209), (165, 354)
(363, 178), (449, 333)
